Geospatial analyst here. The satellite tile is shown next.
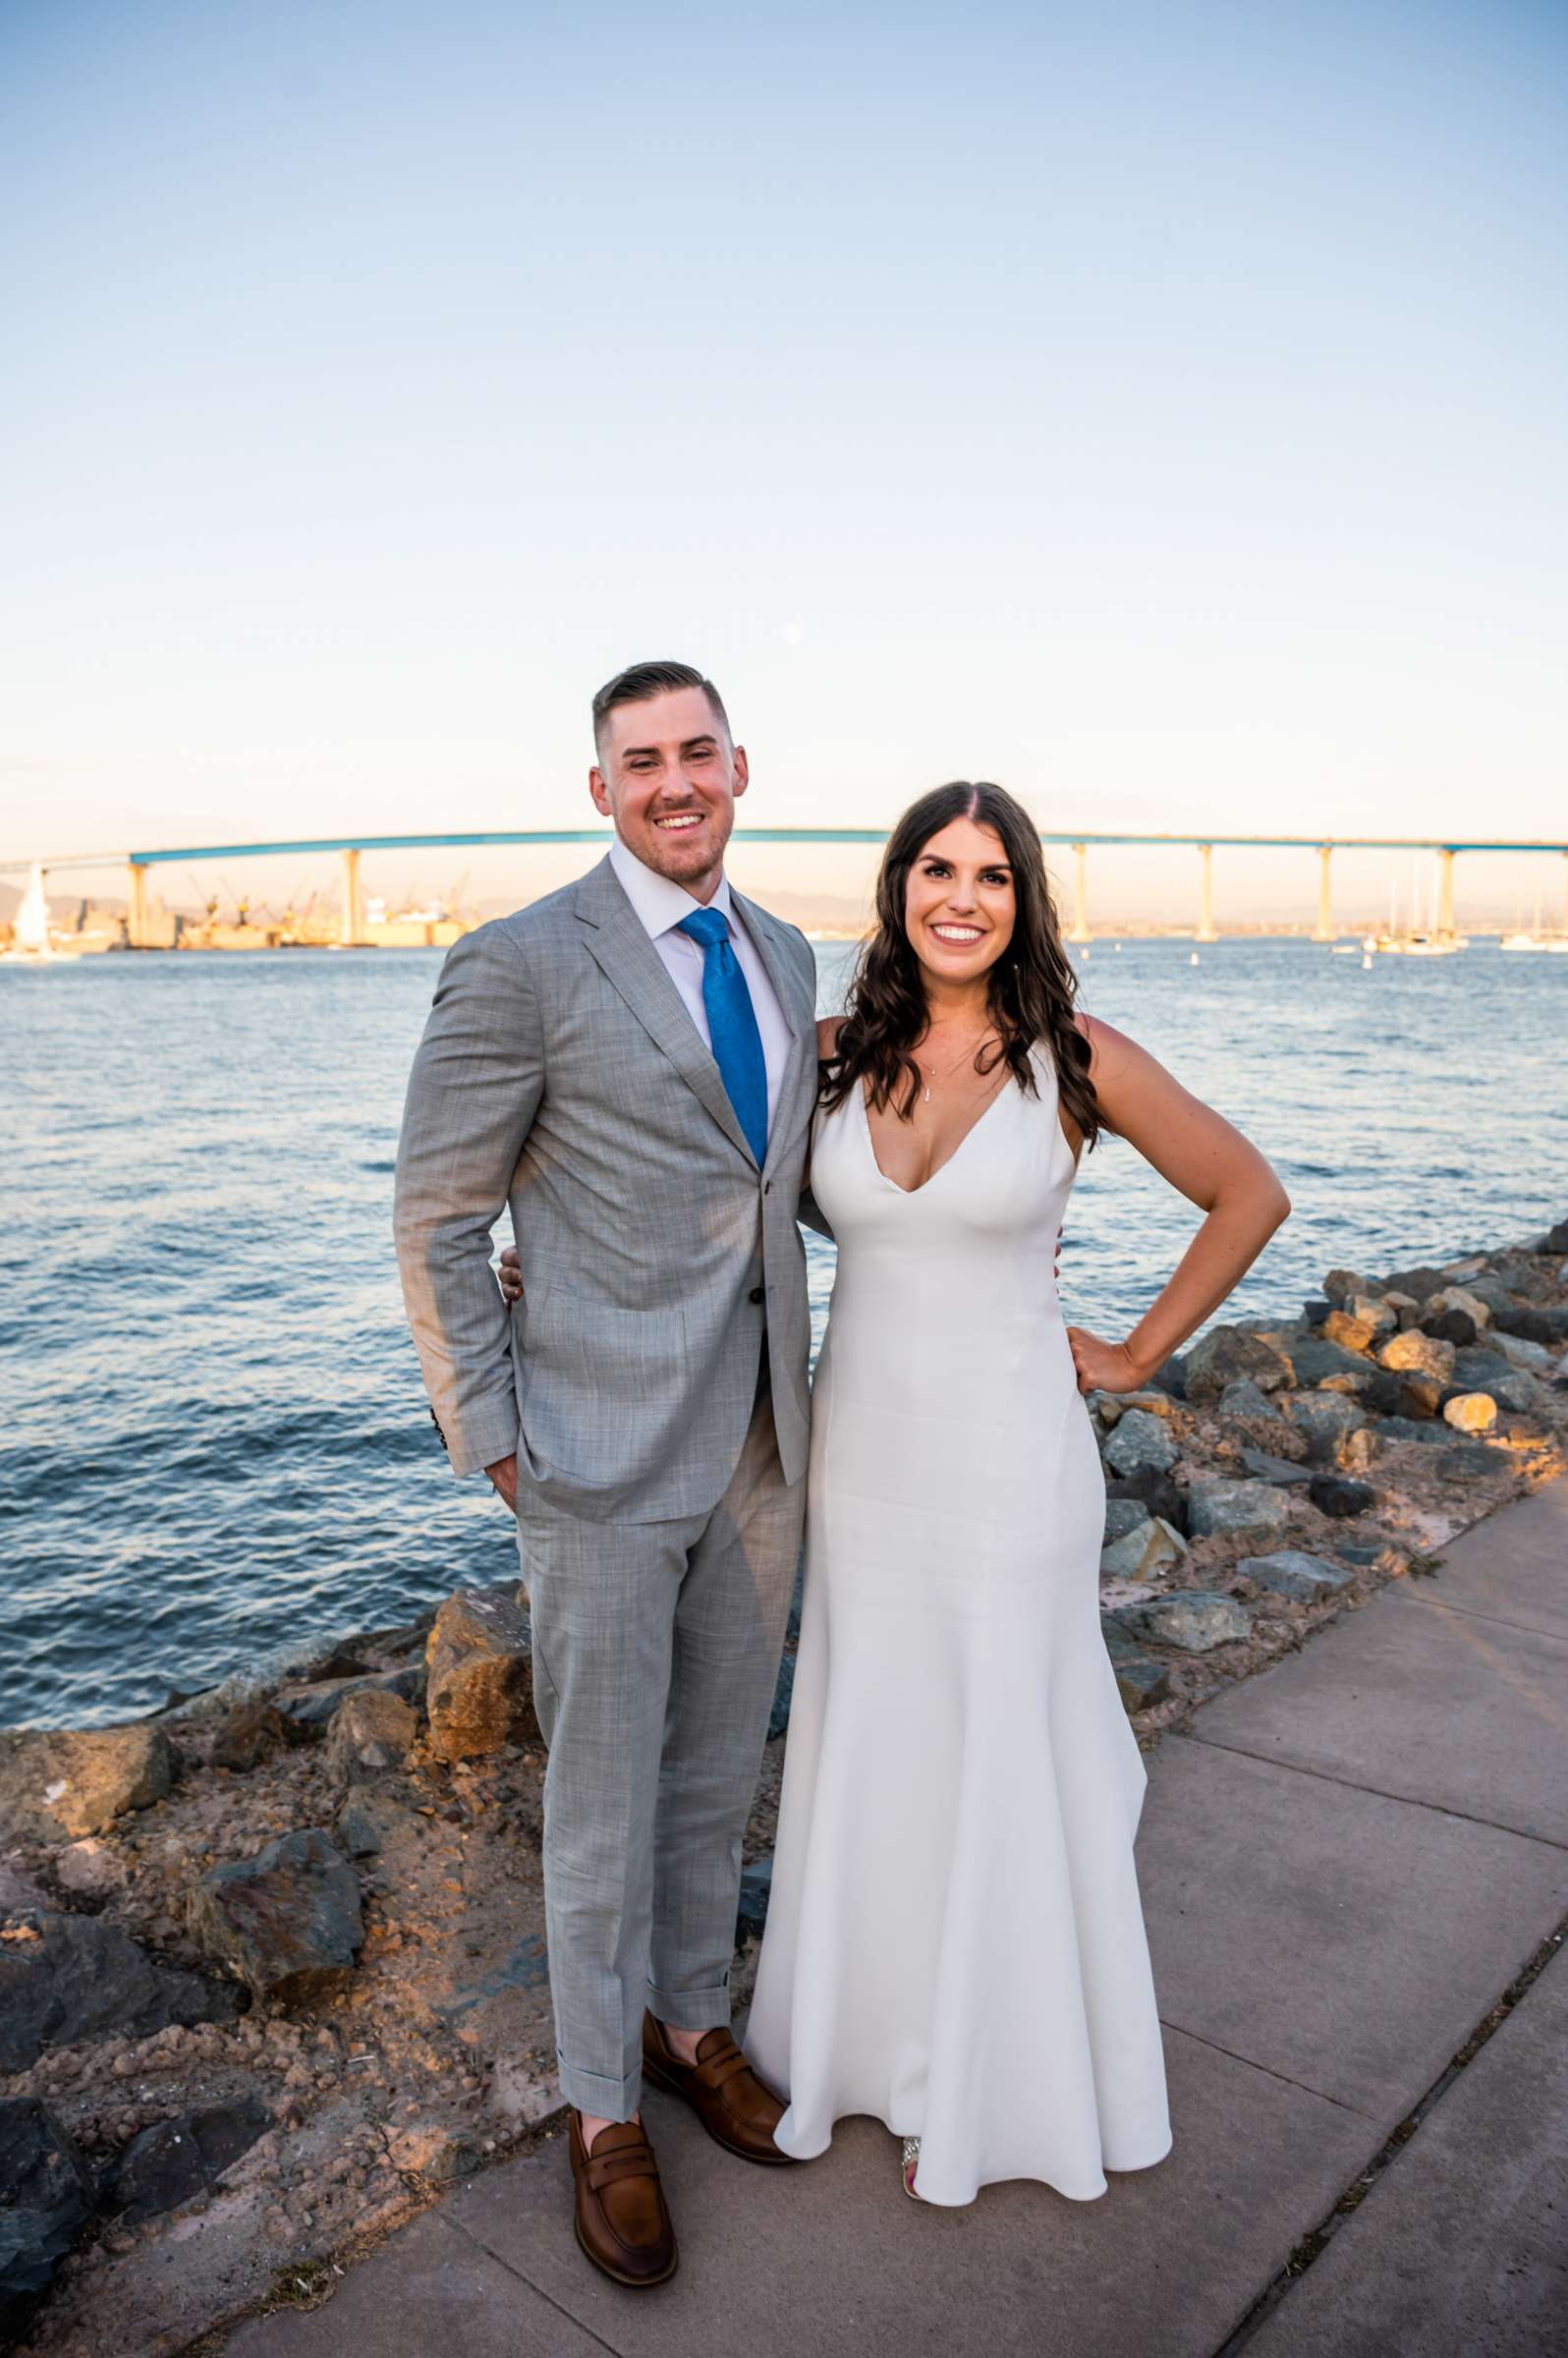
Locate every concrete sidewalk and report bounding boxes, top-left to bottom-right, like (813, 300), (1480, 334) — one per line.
(224, 1479), (1568, 2358)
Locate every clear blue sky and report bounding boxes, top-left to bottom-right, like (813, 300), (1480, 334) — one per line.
(3, 0), (1565, 922)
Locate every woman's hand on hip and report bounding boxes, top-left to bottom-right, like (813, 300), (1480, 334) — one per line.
(497, 1245), (523, 1304)
(1065, 1324), (1150, 1396)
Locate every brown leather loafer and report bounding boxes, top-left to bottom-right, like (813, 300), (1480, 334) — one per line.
(568, 2111), (678, 2288)
(642, 2011), (797, 2166)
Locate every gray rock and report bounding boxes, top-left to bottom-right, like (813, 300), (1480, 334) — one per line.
(106, 2095), (271, 2224)
(1116, 1590), (1253, 1653)
(325, 1687), (419, 1775)
(1217, 1377), (1282, 1422)
(188, 1826), (364, 2004)
(0, 1908), (239, 2074)
(425, 1588), (536, 1764)
(1284, 1392), (1370, 1461)
(1423, 1308), (1479, 1348)
(1451, 1346), (1518, 1392)
(1100, 1624), (1174, 1711)
(1491, 1330), (1555, 1373)
(1238, 1550), (1355, 1605)
(1321, 1267), (1378, 1304)
(1186, 1480), (1292, 1543)
(273, 1664), (426, 1732)
(1238, 1446), (1315, 1488)
(0, 2100), (97, 2330)
(1461, 1276), (1516, 1319)
(735, 1857), (773, 1943)
(1104, 1467), (1187, 1531)
(1103, 1498), (1152, 1544)
(1288, 1336), (1377, 1391)
(1332, 1542), (1388, 1568)
(1184, 1326), (1294, 1405)
(335, 1788), (419, 1859)
(0, 1723), (174, 1843)
(1099, 1515), (1187, 1582)
(1437, 1440), (1504, 1479)
(1381, 1265), (1448, 1302)
(768, 1651), (795, 1742)
(1309, 1474), (1376, 1519)
(1373, 1416), (1451, 1446)
(1102, 1408), (1178, 1478)
(1493, 1371), (1549, 1415)
(1494, 1304), (1568, 1346)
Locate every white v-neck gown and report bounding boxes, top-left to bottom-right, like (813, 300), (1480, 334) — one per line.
(745, 1047), (1172, 2207)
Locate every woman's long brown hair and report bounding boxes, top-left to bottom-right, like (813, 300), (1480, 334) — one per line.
(819, 781), (1103, 1151)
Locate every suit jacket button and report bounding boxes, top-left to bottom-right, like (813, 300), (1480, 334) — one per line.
(749, 1285), (764, 1305)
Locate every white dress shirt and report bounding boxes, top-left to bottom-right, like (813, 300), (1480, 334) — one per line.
(608, 836), (793, 1131)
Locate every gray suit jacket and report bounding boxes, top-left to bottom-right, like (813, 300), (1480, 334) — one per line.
(393, 855), (821, 1523)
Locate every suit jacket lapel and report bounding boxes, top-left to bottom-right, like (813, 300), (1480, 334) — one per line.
(573, 858), (757, 1165)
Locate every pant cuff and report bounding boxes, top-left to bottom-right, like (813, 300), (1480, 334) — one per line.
(557, 2051), (641, 2120)
(645, 1978), (732, 2035)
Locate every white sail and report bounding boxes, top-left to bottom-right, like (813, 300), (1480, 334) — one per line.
(15, 863), (50, 954)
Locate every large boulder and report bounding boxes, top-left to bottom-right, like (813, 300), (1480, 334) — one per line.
(106, 2096), (271, 2224)
(1381, 1265), (1449, 1303)
(1321, 1268), (1379, 1305)
(1102, 1409), (1178, 1479)
(1426, 1286), (1493, 1329)
(0, 1724), (174, 1843)
(1185, 1327), (1294, 1406)
(1217, 1377), (1284, 1422)
(0, 2100), (97, 2333)
(1239, 1550), (1355, 1605)
(425, 1588), (537, 1764)
(1116, 1591), (1253, 1653)
(188, 1827), (364, 2004)
(1186, 1481), (1292, 1544)
(1103, 1498), (1151, 1544)
(1377, 1329), (1457, 1384)
(0, 1907), (239, 2073)
(1490, 1331), (1555, 1373)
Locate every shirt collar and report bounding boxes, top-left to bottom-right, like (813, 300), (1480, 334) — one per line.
(608, 835), (733, 943)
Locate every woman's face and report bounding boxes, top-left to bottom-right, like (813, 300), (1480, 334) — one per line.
(902, 815), (1017, 991)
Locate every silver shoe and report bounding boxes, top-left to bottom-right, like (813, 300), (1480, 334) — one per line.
(901, 2137), (923, 2200)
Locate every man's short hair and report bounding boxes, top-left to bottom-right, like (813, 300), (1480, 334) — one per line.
(591, 660), (732, 756)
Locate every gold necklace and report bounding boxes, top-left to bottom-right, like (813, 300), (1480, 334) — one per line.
(916, 1031), (998, 1104)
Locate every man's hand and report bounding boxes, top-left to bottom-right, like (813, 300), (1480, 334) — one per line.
(498, 1246), (524, 1304)
(486, 1452), (519, 1509)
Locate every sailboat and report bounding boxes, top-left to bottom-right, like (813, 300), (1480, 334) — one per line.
(1, 863), (78, 962)
(1370, 857), (1464, 956)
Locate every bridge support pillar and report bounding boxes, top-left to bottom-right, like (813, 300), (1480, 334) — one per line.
(1313, 844), (1335, 941)
(127, 861), (150, 949)
(1068, 842), (1092, 944)
(1437, 848), (1456, 937)
(1196, 843), (1218, 942)
(341, 848), (366, 947)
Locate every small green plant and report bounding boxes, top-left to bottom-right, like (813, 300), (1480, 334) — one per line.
(268, 2260), (335, 2311)
(1405, 1552), (1443, 1579)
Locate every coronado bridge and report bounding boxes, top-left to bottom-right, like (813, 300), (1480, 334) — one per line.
(4, 829), (1567, 947)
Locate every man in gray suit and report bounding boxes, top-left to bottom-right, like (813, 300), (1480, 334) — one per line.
(394, 661), (820, 2287)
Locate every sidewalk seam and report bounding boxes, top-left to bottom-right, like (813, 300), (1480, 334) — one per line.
(1159, 2019), (1377, 2121)
(437, 2206), (626, 2357)
(1206, 1916), (1568, 2357)
(1402, 1593), (1568, 1645)
(1184, 1729), (1568, 1852)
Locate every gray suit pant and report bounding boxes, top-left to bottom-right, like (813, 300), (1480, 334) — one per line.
(514, 1364), (803, 2119)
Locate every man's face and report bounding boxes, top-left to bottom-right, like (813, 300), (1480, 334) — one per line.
(589, 686), (749, 901)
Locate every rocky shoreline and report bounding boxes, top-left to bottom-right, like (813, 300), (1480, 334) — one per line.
(4, 1219), (1567, 2355)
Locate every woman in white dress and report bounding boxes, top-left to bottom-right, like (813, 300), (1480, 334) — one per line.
(743, 780), (1291, 2207)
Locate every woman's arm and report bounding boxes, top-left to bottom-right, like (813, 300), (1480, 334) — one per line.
(796, 1016), (840, 1242)
(1064, 1013), (1291, 1396)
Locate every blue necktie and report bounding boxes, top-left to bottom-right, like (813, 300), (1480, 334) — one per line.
(677, 906), (769, 1167)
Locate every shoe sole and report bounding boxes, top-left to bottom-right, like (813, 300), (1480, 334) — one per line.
(573, 2216), (679, 2289)
(642, 2051), (799, 2165)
